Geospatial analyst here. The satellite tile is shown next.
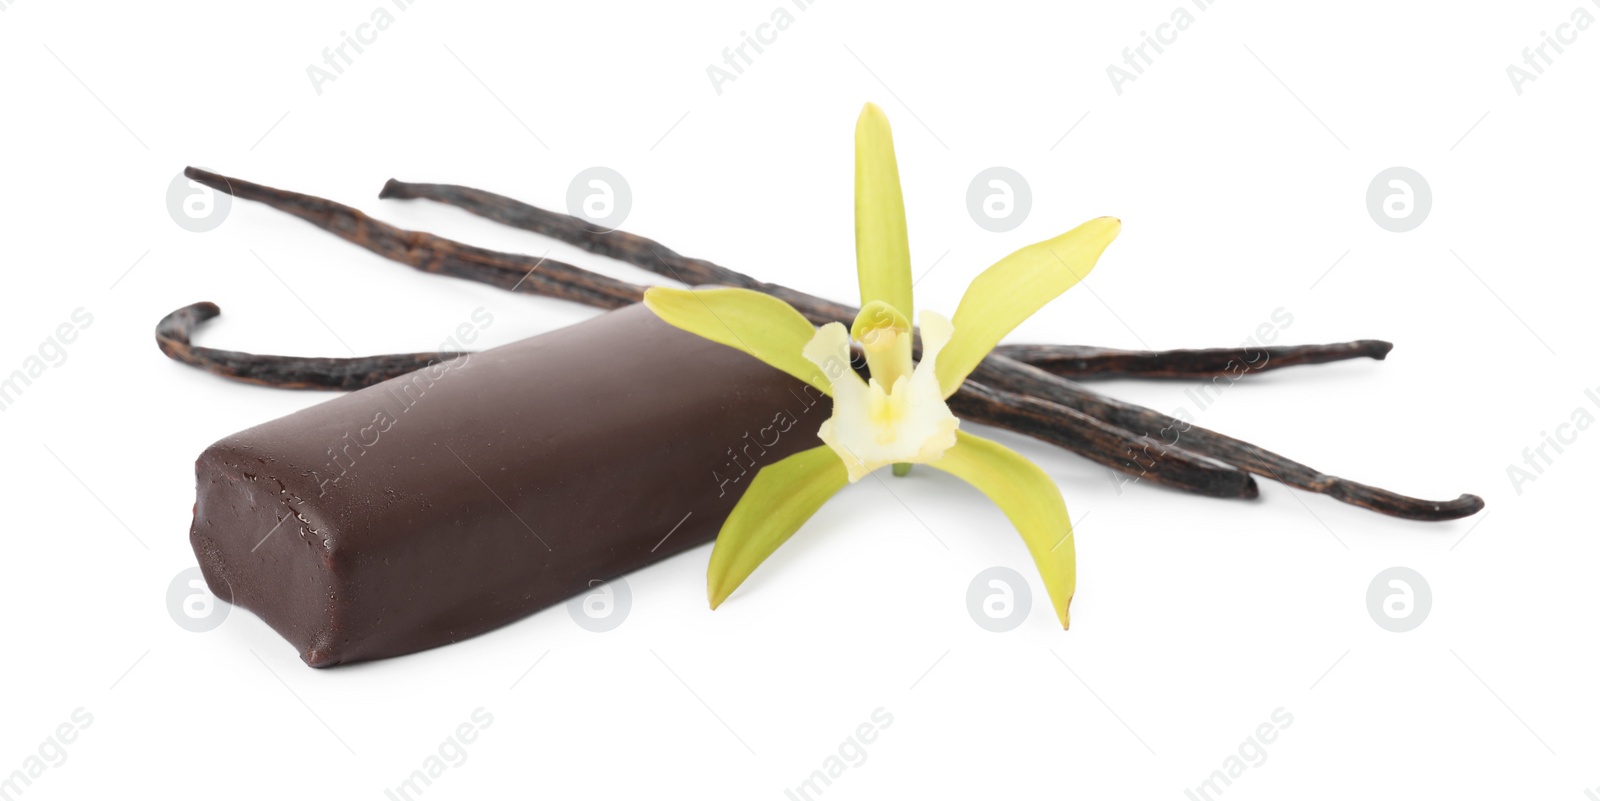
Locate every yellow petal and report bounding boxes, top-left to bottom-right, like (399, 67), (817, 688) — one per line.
(644, 286), (831, 395)
(928, 431), (1076, 628)
(855, 102), (914, 317)
(707, 445), (850, 608)
(935, 217), (1121, 397)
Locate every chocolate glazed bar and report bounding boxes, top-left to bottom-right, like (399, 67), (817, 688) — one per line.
(190, 304), (823, 667)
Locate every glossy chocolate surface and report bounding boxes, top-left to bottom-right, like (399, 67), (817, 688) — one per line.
(190, 304), (822, 666)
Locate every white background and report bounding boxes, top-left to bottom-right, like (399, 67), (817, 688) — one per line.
(1, 1), (1596, 798)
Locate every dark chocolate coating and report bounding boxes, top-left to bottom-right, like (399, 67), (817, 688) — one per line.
(190, 304), (823, 667)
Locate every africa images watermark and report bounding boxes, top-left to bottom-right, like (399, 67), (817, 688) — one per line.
(707, 334), (876, 498)
(305, 0), (422, 95)
(710, 383), (827, 497)
(312, 307), (493, 496)
(0, 308), (93, 415)
(783, 707), (894, 801)
(1504, 383), (1599, 496)
(967, 566), (1033, 632)
(1, 708), (94, 801)
(566, 577), (632, 633)
(705, 0), (818, 95)
(383, 707), (494, 801)
(1183, 707), (1294, 801)
(1111, 306), (1294, 493)
(705, 311), (903, 496)
(1105, 0), (1220, 95)
(1505, 0), (1598, 95)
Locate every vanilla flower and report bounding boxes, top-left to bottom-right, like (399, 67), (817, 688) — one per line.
(645, 103), (1119, 628)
